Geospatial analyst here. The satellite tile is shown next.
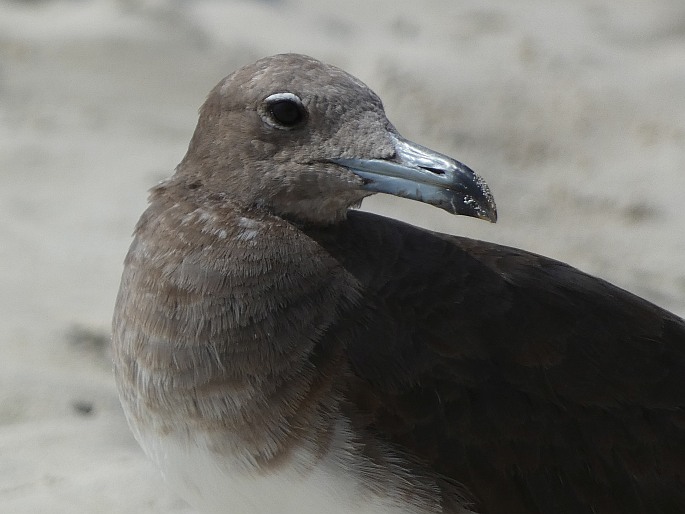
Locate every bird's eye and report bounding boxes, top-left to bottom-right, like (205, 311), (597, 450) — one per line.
(262, 93), (307, 129)
(270, 100), (303, 126)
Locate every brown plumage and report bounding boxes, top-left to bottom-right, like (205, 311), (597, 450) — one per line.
(112, 54), (685, 514)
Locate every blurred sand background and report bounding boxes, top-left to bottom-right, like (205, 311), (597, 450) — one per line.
(1, 0), (684, 512)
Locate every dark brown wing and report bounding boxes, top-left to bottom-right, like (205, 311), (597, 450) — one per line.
(303, 210), (685, 514)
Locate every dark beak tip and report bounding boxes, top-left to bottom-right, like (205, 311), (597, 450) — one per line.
(468, 179), (497, 223)
(484, 196), (498, 223)
(470, 201), (497, 224)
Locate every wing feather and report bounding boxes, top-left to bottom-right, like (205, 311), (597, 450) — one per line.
(304, 211), (685, 514)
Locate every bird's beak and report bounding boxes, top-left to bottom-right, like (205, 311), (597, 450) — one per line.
(332, 136), (497, 222)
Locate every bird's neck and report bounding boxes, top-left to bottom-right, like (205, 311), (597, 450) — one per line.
(112, 190), (475, 514)
(113, 188), (362, 471)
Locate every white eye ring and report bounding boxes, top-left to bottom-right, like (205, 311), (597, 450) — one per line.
(259, 92), (307, 130)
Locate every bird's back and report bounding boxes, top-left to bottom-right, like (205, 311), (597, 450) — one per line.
(304, 210), (685, 514)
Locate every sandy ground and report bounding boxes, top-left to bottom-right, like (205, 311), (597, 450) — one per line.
(1, 0), (684, 512)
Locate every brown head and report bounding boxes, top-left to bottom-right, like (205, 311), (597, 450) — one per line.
(174, 53), (496, 225)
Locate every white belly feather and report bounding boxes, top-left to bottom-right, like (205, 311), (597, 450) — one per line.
(133, 418), (427, 514)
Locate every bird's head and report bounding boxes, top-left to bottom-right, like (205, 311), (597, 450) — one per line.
(177, 53), (497, 225)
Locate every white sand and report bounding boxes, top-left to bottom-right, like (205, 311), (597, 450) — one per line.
(1, 0), (683, 512)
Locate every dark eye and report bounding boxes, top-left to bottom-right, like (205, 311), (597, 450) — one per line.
(269, 100), (303, 126)
(261, 93), (307, 129)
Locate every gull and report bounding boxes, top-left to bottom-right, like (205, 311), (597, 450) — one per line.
(113, 54), (685, 514)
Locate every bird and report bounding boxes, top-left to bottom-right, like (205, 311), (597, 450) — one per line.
(112, 53), (685, 514)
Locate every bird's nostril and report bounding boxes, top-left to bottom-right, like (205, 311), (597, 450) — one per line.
(419, 166), (445, 176)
